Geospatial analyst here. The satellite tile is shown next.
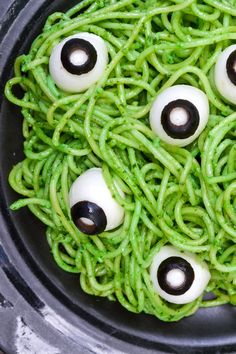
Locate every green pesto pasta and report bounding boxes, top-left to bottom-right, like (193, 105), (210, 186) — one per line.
(5, 0), (236, 321)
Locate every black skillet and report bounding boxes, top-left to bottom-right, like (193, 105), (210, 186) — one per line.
(0, 1), (236, 353)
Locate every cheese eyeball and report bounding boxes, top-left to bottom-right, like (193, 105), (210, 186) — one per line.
(150, 246), (211, 304)
(49, 33), (108, 93)
(214, 44), (236, 104)
(149, 85), (209, 147)
(69, 168), (124, 235)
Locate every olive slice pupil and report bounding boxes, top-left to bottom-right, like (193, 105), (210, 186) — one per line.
(157, 256), (194, 296)
(61, 38), (97, 75)
(226, 49), (236, 85)
(71, 201), (107, 235)
(161, 99), (199, 139)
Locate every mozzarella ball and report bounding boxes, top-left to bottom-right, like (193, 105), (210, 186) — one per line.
(150, 246), (211, 304)
(149, 85), (209, 147)
(49, 32), (108, 93)
(69, 168), (124, 235)
(214, 44), (236, 104)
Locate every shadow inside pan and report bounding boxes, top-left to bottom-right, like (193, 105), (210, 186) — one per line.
(0, 0), (236, 352)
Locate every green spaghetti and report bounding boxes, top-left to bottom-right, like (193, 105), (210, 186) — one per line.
(5, 0), (236, 321)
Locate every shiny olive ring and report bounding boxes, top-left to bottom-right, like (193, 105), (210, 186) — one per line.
(71, 201), (107, 235)
(61, 38), (97, 75)
(161, 99), (200, 139)
(226, 49), (236, 86)
(157, 256), (195, 296)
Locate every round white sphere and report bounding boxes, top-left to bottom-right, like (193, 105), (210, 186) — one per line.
(49, 32), (108, 93)
(149, 85), (209, 147)
(69, 168), (124, 231)
(150, 245), (211, 304)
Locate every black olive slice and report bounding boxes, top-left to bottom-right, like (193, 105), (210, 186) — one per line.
(71, 201), (107, 235)
(157, 256), (194, 296)
(61, 38), (97, 75)
(226, 49), (236, 85)
(161, 99), (199, 139)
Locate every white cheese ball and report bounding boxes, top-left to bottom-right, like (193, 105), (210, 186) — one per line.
(150, 246), (211, 304)
(69, 168), (124, 232)
(214, 44), (236, 104)
(149, 85), (209, 147)
(49, 33), (108, 93)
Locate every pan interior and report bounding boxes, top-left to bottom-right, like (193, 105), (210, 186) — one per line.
(1, 0), (236, 350)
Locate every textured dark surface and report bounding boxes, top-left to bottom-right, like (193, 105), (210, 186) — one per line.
(0, 1), (236, 353)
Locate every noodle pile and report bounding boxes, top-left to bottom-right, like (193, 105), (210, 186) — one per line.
(5, 0), (236, 321)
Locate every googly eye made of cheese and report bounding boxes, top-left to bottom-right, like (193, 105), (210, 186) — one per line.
(49, 33), (108, 93)
(149, 85), (209, 147)
(69, 168), (124, 235)
(214, 44), (236, 105)
(150, 245), (211, 304)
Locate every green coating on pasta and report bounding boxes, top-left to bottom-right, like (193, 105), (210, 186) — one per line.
(5, 0), (236, 321)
